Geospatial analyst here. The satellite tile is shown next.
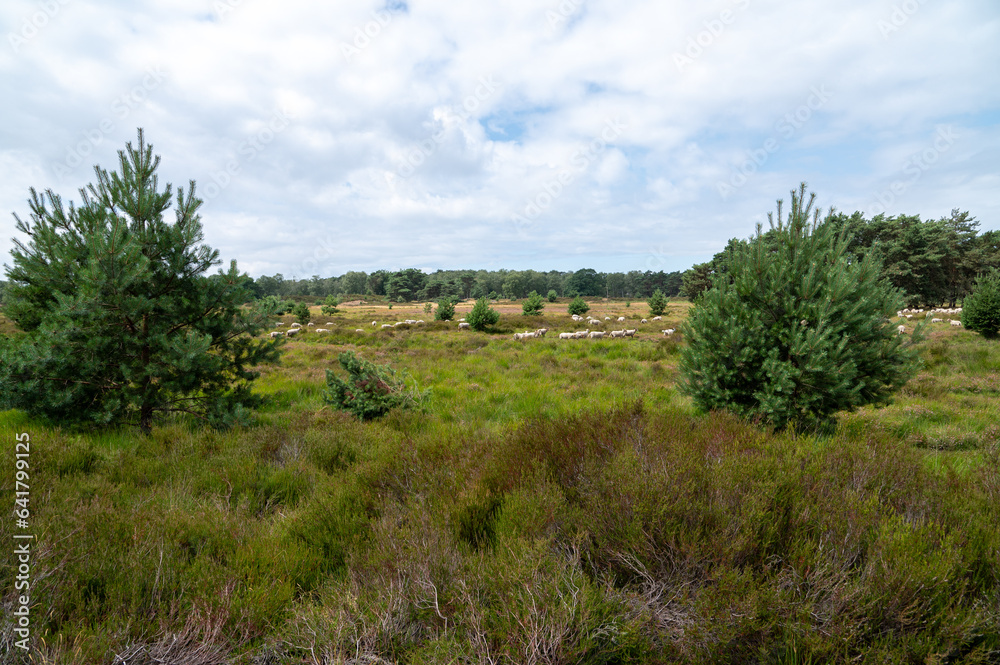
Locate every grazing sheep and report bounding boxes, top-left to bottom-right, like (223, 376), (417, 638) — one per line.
(588, 331), (606, 339)
(355, 329), (364, 333)
(605, 316), (611, 321)
(326, 322), (335, 325)
(662, 329), (675, 336)
(290, 322), (301, 328)
(610, 330), (626, 338)
(950, 320), (962, 327)
(307, 322), (315, 327)
(652, 316), (662, 321)
(558, 332), (575, 339)
(897, 325), (906, 334)
(381, 324), (393, 329)
(905, 315), (913, 320)
(617, 316), (626, 322)
(274, 322), (284, 327)
(315, 328), (330, 333)
(574, 330), (590, 339)
(459, 318), (467, 322)
(286, 328), (300, 337)
(640, 319), (648, 324)
(269, 331), (283, 338)
(416, 320), (425, 325)
(372, 321), (377, 326)
(624, 329), (637, 338)
(458, 322), (471, 330)
(513, 333), (523, 341)
(535, 328), (548, 337)
(931, 318), (943, 323)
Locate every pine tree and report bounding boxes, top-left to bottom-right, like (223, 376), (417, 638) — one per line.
(567, 296), (589, 316)
(522, 290), (545, 316)
(0, 130), (281, 434)
(293, 302), (311, 324)
(435, 297), (456, 321)
(647, 288), (668, 317)
(961, 269), (1000, 339)
(466, 297), (500, 331)
(679, 184), (922, 433)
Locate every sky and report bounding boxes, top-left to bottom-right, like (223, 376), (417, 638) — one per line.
(1, 0), (998, 280)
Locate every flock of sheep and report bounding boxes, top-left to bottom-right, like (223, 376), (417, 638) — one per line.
(896, 307), (964, 334)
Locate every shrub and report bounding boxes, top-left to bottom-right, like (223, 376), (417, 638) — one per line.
(423, 302), (433, 314)
(467, 297), (500, 331)
(961, 270), (1000, 339)
(320, 295), (339, 316)
(567, 296), (589, 316)
(647, 289), (667, 317)
(435, 298), (456, 321)
(293, 302), (311, 325)
(679, 183), (923, 433)
(322, 351), (425, 420)
(547, 289), (558, 302)
(522, 291), (545, 316)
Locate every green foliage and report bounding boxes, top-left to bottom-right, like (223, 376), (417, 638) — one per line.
(679, 184), (923, 432)
(423, 302), (433, 314)
(320, 294), (339, 316)
(293, 302), (311, 324)
(961, 269), (1000, 339)
(0, 130), (279, 434)
(567, 296), (589, 316)
(466, 297), (500, 331)
(625, 301), (630, 308)
(322, 351), (426, 420)
(434, 298), (456, 321)
(647, 288), (667, 317)
(546, 289), (558, 302)
(521, 290), (545, 316)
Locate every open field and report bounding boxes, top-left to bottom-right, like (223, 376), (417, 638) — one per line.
(1, 299), (998, 664)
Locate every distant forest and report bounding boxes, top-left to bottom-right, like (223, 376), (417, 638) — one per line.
(1, 209), (996, 307)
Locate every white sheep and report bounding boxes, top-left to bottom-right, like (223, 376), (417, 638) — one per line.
(315, 328), (330, 333)
(269, 331), (283, 338)
(326, 322), (335, 325)
(355, 329), (364, 333)
(617, 316), (625, 322)
(897, 325), (906, 334)
(381, 324), (393, 329)
(307, 322), (315, 327)
(931, 318), (943, 323)
(574, 330), (589, 339)
(458, 322), (471, 330)
(624, 329), (636, 337)
(459, 318), (467, 322)
(652, 316), (662, 321)
(274, 322), (284, 327)
(588, 331), (605, 339)
(559, 332), (575, 339)
(905, 315), (913, 320)
(640, 319), (648, 324)
(372, 321), (377, 326)
(950, 320), (962, 327)
(610, 330), (626, 338)
(290, 322), (302, 328)
(535, 328), (548, 337)
(605, 316), (611, 321)
(286, 328), (300, 337)
(662, 329), (675, 336)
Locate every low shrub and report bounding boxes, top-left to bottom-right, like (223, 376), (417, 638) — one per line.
(322, 351), (427, 420)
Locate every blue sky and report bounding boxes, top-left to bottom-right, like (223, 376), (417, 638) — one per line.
(2, 0), (998, 279)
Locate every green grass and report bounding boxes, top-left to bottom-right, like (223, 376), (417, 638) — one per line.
(1, 301), (998, 664)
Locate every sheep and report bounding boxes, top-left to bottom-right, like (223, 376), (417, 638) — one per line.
(286, 328), (300, 337)
(624, 329), (637, 337)
(458, 322), (471, 330)
(617, 316), (625, 322)
(354, 329), (364, 333)
(307, 322), (315, 327)
(931, 318), (943, 323)
(315, 328), (330, 333)
(897, 325), (906, 334)
(652, 316), (662, 321)
(588, 331), (606, 339)
(574, 330), (590, 339)
(640, 318), (648, 324)
(459, 318), (467, 322)
(610, 330), (626, 338)
(605, 316), (611, 321)
(950, 320), (962, 327)
(905, 315), (913, 320)
(559, 332), (575, 339)
(381, 324), (393, 329)
(535, 328), (548, 337)
(416, 320), (425, 325)
(269, 331), (283, 338)
(274, 322), (284, 327)
(326, 322), (335, 325)
(513, 333), (524, 341)
(290, 322), (302, 328)
(372, 321), (377, 326)
(662, 329), (675, 336)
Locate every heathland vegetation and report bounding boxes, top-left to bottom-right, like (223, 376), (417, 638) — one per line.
(0, 136), (998, 663)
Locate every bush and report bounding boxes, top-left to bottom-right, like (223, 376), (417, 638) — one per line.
(467, 297), (500, 331)
(679, 184), (923, 433)
(522, 291), (545, 316)
(320, 295), (339, 316)
(961, 270), (1000, 339)
(322, 351), (426, 420)
(647, 289), (667, 317)
(567, 296), (589, 316)
(293, 302), (311, 325)
(423, 302), (433, 314)
(435, 298), (456, 321)
(547, 289), (558, 302)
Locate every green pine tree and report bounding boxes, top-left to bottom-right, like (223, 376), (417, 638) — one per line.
(0, 130), (281, 434)
(293, 302), (311, 324)
(320, 294), (339, 316)
(961, 269), (1000, 339)
(679, 183), (922, 433)
(466, 297), (500, 331)
(522, 290), (545, 316)
(567, 296), (589, 316)
(647, 288), (668, 317)
(435, 297), (456, 321)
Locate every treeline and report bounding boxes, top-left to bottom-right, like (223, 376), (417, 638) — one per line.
(248, 268), (684, 302)
(683, 209), (999, 307)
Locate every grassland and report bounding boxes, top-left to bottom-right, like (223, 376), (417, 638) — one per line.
(1, 299), (998, 664)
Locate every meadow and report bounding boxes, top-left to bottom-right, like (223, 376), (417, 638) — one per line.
(1, 299), (998, 664)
